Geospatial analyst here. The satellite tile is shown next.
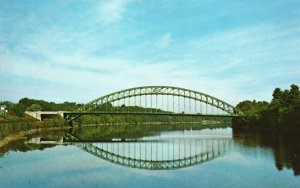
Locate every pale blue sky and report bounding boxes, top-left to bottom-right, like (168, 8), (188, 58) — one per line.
(0, 0), (299, 104)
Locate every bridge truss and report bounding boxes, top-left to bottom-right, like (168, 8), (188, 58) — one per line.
(65, 86), (243, 122)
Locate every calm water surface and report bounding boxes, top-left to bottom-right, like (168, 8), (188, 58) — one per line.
(0, 125), (299, 187)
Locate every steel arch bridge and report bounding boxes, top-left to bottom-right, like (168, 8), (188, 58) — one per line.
(65, 86), (243, 122)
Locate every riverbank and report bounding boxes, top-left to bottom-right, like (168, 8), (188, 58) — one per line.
(0, 116), (65, 139)
(232, 115), (300, 134)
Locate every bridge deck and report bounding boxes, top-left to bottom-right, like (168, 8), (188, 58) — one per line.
(64, 111), (239, 118)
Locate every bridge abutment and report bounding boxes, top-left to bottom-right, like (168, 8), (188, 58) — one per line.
(25, 111), (68, 121)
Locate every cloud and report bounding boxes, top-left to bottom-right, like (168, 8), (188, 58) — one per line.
(182, 23), (300, 77)
(96, 0), (134, 24)
(1, 21), (299, 104)
(0, 1), (299, 105)
(157, 33), (173, 48)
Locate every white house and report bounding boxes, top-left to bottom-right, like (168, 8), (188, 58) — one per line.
(0, 105), (7, 115)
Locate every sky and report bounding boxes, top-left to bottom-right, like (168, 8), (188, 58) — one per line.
(0, 0), (299, 105)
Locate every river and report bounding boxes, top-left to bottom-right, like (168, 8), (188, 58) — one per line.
(0, 125), (299, 187)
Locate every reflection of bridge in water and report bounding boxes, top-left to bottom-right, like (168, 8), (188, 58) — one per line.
(65, 134), (233, 170)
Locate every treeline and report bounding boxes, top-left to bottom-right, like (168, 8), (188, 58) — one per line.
(0, 98), (83, 117)
(76, 114), (228, 125)
(233, 84), (300, 130)
(0, 98), (229, 125)
(76, 105), (229, 124)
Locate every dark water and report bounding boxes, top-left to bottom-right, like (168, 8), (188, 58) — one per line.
(0, 125), (299, 187)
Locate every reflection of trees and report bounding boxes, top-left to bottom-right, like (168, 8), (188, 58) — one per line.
(233, 130), (300, 176)
(70, 124), (230, 141)
(0, 130), (68, 157)
(0, 139), (56, 157)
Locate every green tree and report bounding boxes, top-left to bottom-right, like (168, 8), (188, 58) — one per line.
(234, 84), (300, 130)
(272, 88), (283, 101)
(26, 104), (43, 111)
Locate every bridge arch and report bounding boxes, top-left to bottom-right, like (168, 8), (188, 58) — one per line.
(66, 86), (242, 122)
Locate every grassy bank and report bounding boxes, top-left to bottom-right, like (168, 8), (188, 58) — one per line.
(0, 115), (65, 140)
